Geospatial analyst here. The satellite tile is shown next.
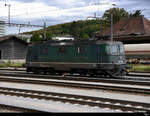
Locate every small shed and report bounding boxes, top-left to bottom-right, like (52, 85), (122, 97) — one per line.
(0, 35), (28, 61)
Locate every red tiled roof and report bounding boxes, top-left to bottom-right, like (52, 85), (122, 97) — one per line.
(102, 16), (150, 37)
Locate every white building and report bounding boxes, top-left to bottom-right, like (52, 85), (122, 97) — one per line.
(52, 36), (74, 40)
(15, 34), (33, 43)
(0, 20), (5, 36)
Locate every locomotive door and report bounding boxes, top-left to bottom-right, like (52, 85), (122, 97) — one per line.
(97, 47), (102, 63)
(0, 50), (1, 59)
(58, 46), (66, 61)
(33, 47), (38, 61)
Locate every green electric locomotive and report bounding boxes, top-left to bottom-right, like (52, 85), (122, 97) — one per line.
(26, 39), (128, 77)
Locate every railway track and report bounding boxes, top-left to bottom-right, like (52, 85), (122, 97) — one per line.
(0, 68), (25, 71)
(127, 73), (150, 78)
(1, 69), (150, 85)
(1, 69), (150, 87)
(0, 86), (149, 112)
(1, 67), (150, 76)
(0, 68), (150, 112)
(0, 104), (42, 112)
(0, 75), (150, 95)
(0, 68), (150, 81)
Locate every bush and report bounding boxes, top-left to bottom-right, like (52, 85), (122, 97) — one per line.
(0, 63), (7, 67)
(129, 64), (150, 72)
(0, 61), (23, 68)
(9, 63), (23, 68)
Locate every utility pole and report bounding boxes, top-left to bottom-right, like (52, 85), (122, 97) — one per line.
(110, 4), (117, 42)
(87, 2), (116, 40)
(87, 2), (109, 19)
(110, 13), (113, 42)
(5, 4), (11, 24)
(19, 26), (23, 34)
(43, 22), (47, 40)
(87, 2), (109, 35)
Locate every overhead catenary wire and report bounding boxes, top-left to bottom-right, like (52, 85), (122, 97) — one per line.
(10, 3), (108, 18)
(1, 0), (118, 34)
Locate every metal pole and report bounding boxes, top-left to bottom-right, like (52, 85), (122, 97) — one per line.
(19, 26), (22, 34)
(110, 3), (117, 42)
(8, 4), (10, 24)
(43, 22), (46, 40)
(12, 38), (14, 59)
(110, 13), (113, 42)
(5, 4), (11, 25)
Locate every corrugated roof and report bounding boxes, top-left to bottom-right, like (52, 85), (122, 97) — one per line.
(0, 35), (28, 44)
(102, 16), (150, 37)
(0, 35), (12, 42)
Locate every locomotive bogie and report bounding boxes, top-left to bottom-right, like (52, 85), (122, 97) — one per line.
(26, 64), (126, 77)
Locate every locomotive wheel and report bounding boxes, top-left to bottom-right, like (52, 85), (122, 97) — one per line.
(33, 71), (40, 74)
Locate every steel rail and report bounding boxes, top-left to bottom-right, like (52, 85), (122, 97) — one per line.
(0, 104), (43, 113)
(0, 68), (25, 71)
(127, 73), (150, 78)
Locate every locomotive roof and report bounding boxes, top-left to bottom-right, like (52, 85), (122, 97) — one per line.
(29, 39), (122, 46)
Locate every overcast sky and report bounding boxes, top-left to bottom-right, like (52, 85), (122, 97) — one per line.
(1, 0), (150, 35)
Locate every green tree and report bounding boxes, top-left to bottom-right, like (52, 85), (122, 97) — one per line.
(102, 7), (129, 24)
(30, 33), (43, 42)
(69, 21), (80, 39)
(129, 10), (142, 17)
(30, 32), (53, 42)
(44, 32), (53, 40)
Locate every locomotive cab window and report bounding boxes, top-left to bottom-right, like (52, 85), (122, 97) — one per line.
(118, 45), (125, 55)
(110, 45), (119, 55)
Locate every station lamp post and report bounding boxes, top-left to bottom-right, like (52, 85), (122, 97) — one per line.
(5, 3), (11, 24)
(110, 4), (117, 42)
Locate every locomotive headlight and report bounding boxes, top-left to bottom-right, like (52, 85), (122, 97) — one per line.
(93, 64), (97, 67)
(118, 56), (124, 63)
(118, 60), (123, 63)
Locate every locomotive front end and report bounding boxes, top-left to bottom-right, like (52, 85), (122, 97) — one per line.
(105, 42), (127, 76)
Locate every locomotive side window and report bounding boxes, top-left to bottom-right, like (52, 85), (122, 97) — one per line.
(28, 47), (32, 56)
(77, 47), (86, 54)
(59, 46), (66, 53)
(0, 50), (1, 59)
(118, 45), (125, 55)
(105, 45), (110, 54)
(40, 47), (48, 54)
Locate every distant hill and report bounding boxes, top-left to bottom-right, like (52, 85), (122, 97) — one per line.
(24, 19), (110, 40)
(24, 8), (143, 41)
